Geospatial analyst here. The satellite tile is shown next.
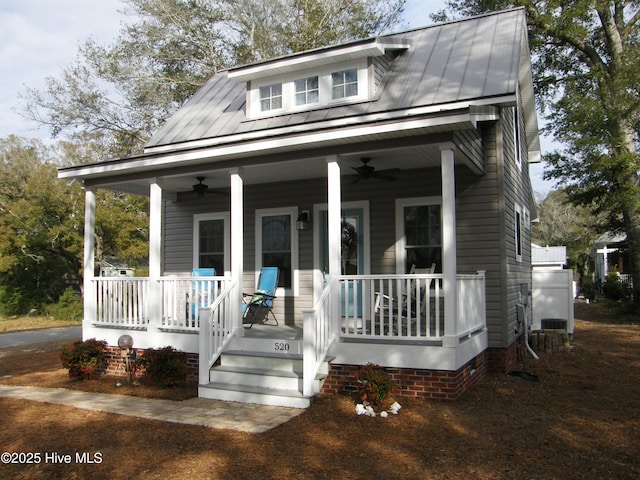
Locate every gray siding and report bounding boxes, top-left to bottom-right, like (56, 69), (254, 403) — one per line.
(498, 105), (533, 348)
(161, 112), (533, 346)
(456, 122), (504, 347)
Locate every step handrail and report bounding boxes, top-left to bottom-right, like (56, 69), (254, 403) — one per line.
(199, 279), (237, 385)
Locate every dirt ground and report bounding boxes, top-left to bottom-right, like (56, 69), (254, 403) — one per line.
(0, 302), (639, 480)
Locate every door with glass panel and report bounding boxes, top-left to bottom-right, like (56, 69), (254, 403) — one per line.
(320, 208), (365, 317)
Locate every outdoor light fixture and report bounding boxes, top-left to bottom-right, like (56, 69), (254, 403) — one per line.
(296, 210), (310, 231)
(117, 334), (138, 385)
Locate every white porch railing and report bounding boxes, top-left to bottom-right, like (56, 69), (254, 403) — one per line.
(340, 274), (444, 340)
(94, 277), (150, 327)
(456, 271), (486, 338)
(199, 279), (238, 385)
(158, 276), (226, 331)
(92, 276), (228, 331)
(339, 272), (486, 341)
(302, 277), (339, 397)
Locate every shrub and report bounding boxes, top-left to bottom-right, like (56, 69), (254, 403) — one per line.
(61, 338), (107, 380)
(138, 346), (188, 387)
(46, 287), (83, 321)
(355, 363), (396, 408)
(602, 272), (630, 302)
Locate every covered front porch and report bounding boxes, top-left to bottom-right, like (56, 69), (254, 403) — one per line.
(83, 269), (486, 401)
(73, 127), (491, 405)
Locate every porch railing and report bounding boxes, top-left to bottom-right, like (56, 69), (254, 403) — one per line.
(94, 277), (150, 327)
(158, 276), (227, 331)
(338, 272), (486, 341)
(339, 274), (444, 340)
(456, 271), (486, 338)
(92, 276), (228, 331)
(199, 279), (238, 385)
(302, 277), (339, 397)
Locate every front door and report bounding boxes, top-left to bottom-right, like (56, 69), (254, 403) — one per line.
(318, 206), (367, 316)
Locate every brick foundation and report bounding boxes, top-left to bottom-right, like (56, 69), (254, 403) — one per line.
(101, 343), (518, 399)
(486, 341), (520, 374)
(319, 352), (488, 402)
(103, 346), (199, 383)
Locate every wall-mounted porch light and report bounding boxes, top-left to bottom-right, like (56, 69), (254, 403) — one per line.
(296, 210), (310, 231)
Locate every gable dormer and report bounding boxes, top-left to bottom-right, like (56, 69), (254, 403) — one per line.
(227, 38), (410, 119)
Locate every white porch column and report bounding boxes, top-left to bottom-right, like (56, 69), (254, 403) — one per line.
(148, 179), (163, 332)
(440, 144), (458, 343)
(327, 156), (341, 331)
(82, 187), (96, 336)
(230, 168), (244, 333)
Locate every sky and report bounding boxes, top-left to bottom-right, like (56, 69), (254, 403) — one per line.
(0, 0), (553, 196)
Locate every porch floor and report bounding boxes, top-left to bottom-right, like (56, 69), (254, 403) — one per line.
(241, 323), (302, 340)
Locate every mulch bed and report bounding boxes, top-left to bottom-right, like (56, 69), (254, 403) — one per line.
(0, 302), (639, 479)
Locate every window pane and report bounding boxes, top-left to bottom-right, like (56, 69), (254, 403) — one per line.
(295, 76), (319, 106)
(199, 219), (225, 272)
(404, 205), (441, 272)
(262, 215), (291, 288)
(259, 83), (282, 111)
(331, 69), (358, 99)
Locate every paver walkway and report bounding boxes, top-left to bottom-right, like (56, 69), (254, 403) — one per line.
(0, 385), (304, 433)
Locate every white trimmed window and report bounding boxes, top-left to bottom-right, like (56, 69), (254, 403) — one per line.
(294, 76), (319, 106)
(395, 197), (442, 274)
(259, 83), (283, 111)
(193, 213), (230, 274)
(256, 207), (299, 295)
(514, 203), (529, 262)
(513, 106), (522, 170)
(331, 68), (358, 99)
(247, 60), (368, 118)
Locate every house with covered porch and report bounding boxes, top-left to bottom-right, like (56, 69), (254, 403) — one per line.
(58, 8), (539, 408)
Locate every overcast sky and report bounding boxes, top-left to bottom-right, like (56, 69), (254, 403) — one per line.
(0, 0), (552, 195)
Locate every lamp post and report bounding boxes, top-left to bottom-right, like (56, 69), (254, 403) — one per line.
(117, 335), (138, 385)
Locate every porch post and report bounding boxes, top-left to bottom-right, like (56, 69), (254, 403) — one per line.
(440, 144), (458, 343)
(327, 156), (341, 332)
(148, 179), (163, 334)
(230, 168), (244, 333)
(82, 186), (96, 335)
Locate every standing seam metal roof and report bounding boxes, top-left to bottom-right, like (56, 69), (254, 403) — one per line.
(145, 8), (528, 150)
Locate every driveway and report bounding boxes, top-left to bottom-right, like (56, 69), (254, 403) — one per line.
(0, 326), (81, 348)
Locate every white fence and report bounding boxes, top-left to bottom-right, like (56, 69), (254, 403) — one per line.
(532, 269), (574, 334)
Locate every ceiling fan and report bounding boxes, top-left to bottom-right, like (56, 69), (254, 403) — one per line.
(350, 158), (399, 183)
(192, 177), (228, 196)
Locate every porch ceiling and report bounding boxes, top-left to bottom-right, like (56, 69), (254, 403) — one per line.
(88, 142), (467, 196)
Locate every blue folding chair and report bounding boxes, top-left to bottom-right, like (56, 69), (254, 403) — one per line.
(242, 267), (279, 327)
(187, 268), (215, 324)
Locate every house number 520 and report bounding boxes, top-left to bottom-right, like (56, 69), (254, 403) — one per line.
(274, 342), (290, 351)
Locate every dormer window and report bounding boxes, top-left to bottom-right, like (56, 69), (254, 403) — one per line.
(331, 69), (358, 99)
(260, 83), (283, 111)
(294, 76), (319, 106)
(228, 38), (410, 119)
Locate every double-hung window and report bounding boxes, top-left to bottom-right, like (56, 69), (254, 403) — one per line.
(331, 68), (358, 99)
(294, 76), (319, 106)
(193, 213), (229, 274)
(396, 198), (442, 273)
(256, 208), (299, 293)
(259, 83), (282, 111)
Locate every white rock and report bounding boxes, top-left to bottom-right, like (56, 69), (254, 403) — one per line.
(380, 411), (388, 418)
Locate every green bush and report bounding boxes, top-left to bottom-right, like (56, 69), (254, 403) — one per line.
(138, 346), (188, 387)
(46, 287), (83, 321)
(61, 338), (108, 380)
(602, 272), (628, 301)
(355, 363), (396, 407)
